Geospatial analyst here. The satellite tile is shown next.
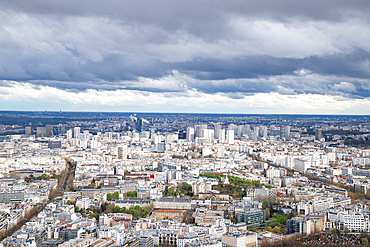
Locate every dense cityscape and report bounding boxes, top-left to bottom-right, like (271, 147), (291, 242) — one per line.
(0, 112), (369, 246)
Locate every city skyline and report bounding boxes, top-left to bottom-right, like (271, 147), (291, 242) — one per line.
(1, 1), (370, 114)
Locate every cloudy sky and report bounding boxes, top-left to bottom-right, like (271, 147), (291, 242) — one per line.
(1, 0), (370, 114)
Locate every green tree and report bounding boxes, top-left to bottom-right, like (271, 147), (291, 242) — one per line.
(114, 206), (122, 213)
(362, 238), (369, 244)
(182, 183), (192, 191)
(167, 188), (176, 196)
(265, 208), (270, 219)
(113, 191), (119, 199)
(74, 206), (80, 212)
(275, 215), (287, 225)
(331, 228), (340, 234)
(134, 210), (141, 218)
(107, 193), (112, 200)
(99, 183), (104, 187)
(134, 205), (142, 211)
(66, 200), (72, 205)
(69, 187), (75, 192)
(263, 200), (269, 209)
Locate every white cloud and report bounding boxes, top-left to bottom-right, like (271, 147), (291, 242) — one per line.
(331, 82), (357, 92)
(1, 80), (370, 114)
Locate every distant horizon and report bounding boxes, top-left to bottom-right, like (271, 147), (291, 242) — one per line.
(1, 110), (370, 117)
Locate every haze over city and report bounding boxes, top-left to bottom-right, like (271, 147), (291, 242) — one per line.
(1, 1), (370, 114)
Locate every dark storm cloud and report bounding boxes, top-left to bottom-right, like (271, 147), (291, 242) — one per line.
(0, 0), (370, 98)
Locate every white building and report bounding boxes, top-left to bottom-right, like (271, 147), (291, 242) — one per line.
(226, 130), (234, 145)
(294, 158), (311, 173)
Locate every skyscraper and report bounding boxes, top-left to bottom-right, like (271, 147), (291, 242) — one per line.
(46, 125), (53, 137)
(218, 129), (226, 143)
(67, 129), (73, 139)
(280, 126), (290, 141)
(186, 127), (194, 141)
(74, 127), (80, 138)
(214, 124), (222, 139)
(25, 126), (32, 135)
(226, 130), (234, 144)
(136, 115), (143, 132)
(37, 127), (47, 138)
(315, 129), (322, 141)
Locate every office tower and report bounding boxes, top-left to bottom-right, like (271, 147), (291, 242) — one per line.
(315, 129), (322, 141)
(46, 125), (53, 137)
(226, 130), (234, 144)
(66, 129), (73, 139)
(269, 125), (279, 136)
(25, 126), (32, 135)
(117, 145), (127, 160)
(243, 124), (251, 136)
(236, 125), (244, 138)
(37, 127), (47, 138)
(259, 126), (267, 138)
(186, 127), (194, 141)
(74, 127), (80, 138)
(214, 124), (222, 139)
(195, 124), (207, 138)
(280, 125), (290, 141)
(219, 129), (226, 143)
(58, 125), (65, 135)
(136, 115), (143, 132)
(195, 125), (202, 138)
(208, 129), (215, 141)
(107, 132), (113, 140)
(228, 124), (237, 132)
(158, 142), (166, 153)
(202, 129), (209, 140)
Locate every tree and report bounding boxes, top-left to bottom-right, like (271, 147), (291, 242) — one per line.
(99, 183), (104, 187)
(263, 200), (269, 209)
(69, 187), (75, 192)
(362, 238), (369, 244)
(114, 206), (122, 213)
(167, 188), (176, 196)
(265, 208), (270, 219)
(134, 210), (141, 218)
(275, 215), (287, 225)
(272, 226), (281, 233)
(107, 193), (112, 200)
(113, 191), (119, 199)
(134, 205), (142, 211)
(66, 200), (72, 205)
(332, 228), (340, 234)
(182, 183), (192, 191)
(74, 206), (80, 212)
